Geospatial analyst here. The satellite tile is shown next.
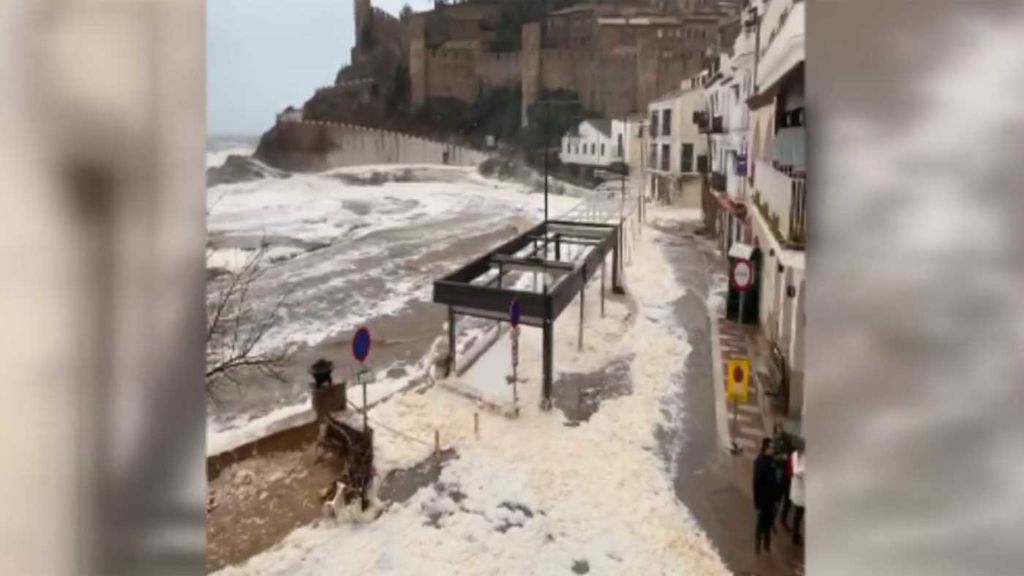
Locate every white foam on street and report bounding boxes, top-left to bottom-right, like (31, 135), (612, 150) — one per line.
(213, 207), (728, 575)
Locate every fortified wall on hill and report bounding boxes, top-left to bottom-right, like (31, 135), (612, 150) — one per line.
(255, 119), (488, 172)
(310, 0), (737, 127)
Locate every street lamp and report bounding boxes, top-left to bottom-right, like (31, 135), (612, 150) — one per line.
(533, 98), (581, 222)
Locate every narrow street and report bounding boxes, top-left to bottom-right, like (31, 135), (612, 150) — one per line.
(650, 212), (802, 576)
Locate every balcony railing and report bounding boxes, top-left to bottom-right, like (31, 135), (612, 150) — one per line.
(789, 177), (806, 245)
(711, 171), (727, 191)
(754, 159), (806, 245)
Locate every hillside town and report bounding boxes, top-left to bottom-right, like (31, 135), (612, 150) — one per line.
(206, 1), (807, 574)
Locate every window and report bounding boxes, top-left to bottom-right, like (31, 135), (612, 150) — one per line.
(600, 143), (605, 156)
(661, 144), (670, 171)
(649, 143), (657, 167)
(662, 109), (672, 136)
(681, 143), (694, 173)
(617, 134), (624, 157)
(650, 112), (659, 137)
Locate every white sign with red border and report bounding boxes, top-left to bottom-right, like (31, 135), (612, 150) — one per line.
(731, 259), (753, 292)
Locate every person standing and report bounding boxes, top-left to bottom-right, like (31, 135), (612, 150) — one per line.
(789, 442), (806, 546)
(753, 437), (777, 554)
(772, 424), (794, 530)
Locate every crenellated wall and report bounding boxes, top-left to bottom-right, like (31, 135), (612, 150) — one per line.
(256, 119), (489, 172)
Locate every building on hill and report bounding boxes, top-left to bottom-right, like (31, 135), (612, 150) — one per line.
(322, 0), (733, 131)
(412, 5), (733, 124)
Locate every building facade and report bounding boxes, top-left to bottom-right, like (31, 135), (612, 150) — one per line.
(403, 1), (728, 125)
(746, 0), (805, 423)
(560, 119), (627, 168)
(644, 76), (706, 207)
(703, 11), (757, 256)
(687, 0), (805, 425)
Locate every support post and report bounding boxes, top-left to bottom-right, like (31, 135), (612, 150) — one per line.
(362, 370), (368, 431)
(578, 279), (585, 350)
(542, 319), (553, 410)
(600, 261), (606, 317)
(612, 225), (624, 294)
(448, 306), (456, 373)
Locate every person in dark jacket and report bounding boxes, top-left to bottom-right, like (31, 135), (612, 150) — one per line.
(771, 424), (794, 530)
(753, 437), (778, 554)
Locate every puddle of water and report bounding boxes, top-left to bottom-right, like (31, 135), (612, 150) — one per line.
(572, 559), (591, 574)
(377, 449), (458, 504)
(552, 357), (634, 424)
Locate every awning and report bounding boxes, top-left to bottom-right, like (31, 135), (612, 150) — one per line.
(712, 191), (747, 218)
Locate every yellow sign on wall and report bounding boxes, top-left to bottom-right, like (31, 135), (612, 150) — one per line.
(727, 358), (751, 403)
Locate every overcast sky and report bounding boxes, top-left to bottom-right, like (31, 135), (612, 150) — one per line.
(207, 0), (433, 136)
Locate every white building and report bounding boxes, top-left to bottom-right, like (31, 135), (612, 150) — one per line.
(559, 119), (628, 169)
(746, 0), (806, 424)
(644, 77), (707, 207)
(698, 12), (757, 256)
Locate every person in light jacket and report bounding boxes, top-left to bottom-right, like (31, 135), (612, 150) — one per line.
(789, 443), (806, 546)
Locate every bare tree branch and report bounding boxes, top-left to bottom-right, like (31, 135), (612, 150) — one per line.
(206, 239), (293, 398)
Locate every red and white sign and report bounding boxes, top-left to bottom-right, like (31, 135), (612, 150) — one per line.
(731, 260), (753, 291)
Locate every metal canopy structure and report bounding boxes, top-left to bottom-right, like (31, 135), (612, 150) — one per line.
(433, 219), (625, 409)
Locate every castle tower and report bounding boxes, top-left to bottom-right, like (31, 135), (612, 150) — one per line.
(354, 0), (372, 48)
(408, 14), (427, 107)
(520, 22), (542, 127)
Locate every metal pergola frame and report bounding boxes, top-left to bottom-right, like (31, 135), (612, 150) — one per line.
(433, 219), (625, 409)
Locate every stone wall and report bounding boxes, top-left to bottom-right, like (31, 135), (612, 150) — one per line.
(425, 44), (480, 103)
(476, 51), (520, 91)
(520, 23), (542, 125)
(255, 119), (488, 173)
(409, 15), (428, 106)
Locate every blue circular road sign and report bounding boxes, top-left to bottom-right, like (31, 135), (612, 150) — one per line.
(352, 327), (371, 363)
(509, 299), (521, 328)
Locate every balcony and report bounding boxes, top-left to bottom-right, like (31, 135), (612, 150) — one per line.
(692, 111), (708, 131)
(753, 159), (806, 245)
(790, 177), (806, 244)
(711, 171), (726, 192)
(699, 114), (724, 134)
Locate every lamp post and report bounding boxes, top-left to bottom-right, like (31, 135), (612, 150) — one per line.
(533, 98), (581, 223)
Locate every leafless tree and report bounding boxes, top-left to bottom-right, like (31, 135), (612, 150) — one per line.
(205, 241), (292, 398)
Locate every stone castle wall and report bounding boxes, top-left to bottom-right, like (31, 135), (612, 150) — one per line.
(390, 1), (718, 121)
(259, 119), (488, 172)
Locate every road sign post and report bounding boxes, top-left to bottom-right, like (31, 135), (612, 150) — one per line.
(727, 357), (751, 454)
(731, 259), (753, 324)
(352, 327), (372, 430)
(509, 299), (522, 412)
